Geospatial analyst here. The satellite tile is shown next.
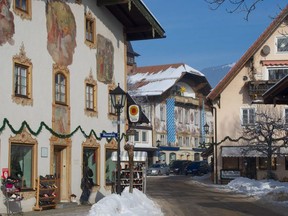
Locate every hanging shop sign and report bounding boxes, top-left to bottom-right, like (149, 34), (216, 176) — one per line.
(128, 105), (140, 123)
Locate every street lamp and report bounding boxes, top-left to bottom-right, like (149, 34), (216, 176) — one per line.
(156, 139), (161, 163)
(156, 139), (161, 147)
(109, 83), (127, 194)
(204, 123), (209, 135)
(203, 122), (218, 184)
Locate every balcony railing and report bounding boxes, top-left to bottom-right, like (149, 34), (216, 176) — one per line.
(247, 80), (277, 100)
(172, 95), (199, 106)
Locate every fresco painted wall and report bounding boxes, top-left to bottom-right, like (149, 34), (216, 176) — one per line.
(96, 34), (114, 84)
(0, 0), (14, 45)
(46, 1), (76, 66)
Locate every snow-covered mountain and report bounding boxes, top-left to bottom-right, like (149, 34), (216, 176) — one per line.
(201, 63), (235, 88)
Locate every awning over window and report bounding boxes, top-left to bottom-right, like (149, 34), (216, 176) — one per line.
(111, 151), (147, 162)
(222, 146), (288, 157)
(221, 146), (266, 157)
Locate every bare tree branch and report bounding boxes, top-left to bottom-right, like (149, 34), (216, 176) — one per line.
(210, 107), (288, 179)
(205, 0), (264, 20)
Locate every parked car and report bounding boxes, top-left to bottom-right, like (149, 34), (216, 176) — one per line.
(184, 161), (210, 176)
(169, 160), (190, 175)
(147, 163), (170, 176)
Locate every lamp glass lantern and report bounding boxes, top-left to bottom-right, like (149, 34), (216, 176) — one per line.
(156, 139), (161, 147)
(204, 123), (209, 135)
(109, 83), (127, 112)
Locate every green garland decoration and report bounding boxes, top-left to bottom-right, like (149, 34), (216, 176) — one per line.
(201, 135), (257, 149)
(0, 118), (128, 142)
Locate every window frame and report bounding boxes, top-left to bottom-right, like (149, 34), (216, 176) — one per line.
(14, 64), (28, 98)
(268, 67), (288, 81)
(259, 157), (277, 170)
(55, 72), (67, 105)
(53, 64), (70, 106)
(276, 36), (288, 53)
(241, 108), (255, 126)
(159, 134), (166, 146)
(86, 84), (94, 110)
(185, 136), (190, 147)
(178, 108), (183, 123)
(169, 153), (176, 163)
(108, 83), (117, 119)
(12, 44), (33, 106)
(160, 105), (166, 121)
(178, 136), (183, 147)
(9, 130), (37, 191)
(13, 0), (32, 20)
(142, 131), (147, 142)
(105, 140), (117, 186)
(185, 109), (189, 124)
(84, 72), (98, 117)
(82, 138), (100, 187)
(84, 11), (96, 48)
(134, 131), (140, 142)
(222, 157), (239, 169)
(194, 111), (198, 126)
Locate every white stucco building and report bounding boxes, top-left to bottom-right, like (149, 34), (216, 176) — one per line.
(0, 0), (165, 213)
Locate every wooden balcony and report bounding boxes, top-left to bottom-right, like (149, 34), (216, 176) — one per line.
(247, 80), (277, 100)
(173, 95), (200, 106)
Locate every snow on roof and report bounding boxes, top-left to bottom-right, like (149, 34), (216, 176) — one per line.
(128, 63), (204, 96)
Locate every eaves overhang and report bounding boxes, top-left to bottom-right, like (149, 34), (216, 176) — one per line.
(207, 5), (288, 102)
(97, 0), (166, 41)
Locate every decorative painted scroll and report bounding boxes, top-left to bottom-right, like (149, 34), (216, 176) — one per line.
(96, 34), (114, 84)
(46, 1), (76, 66)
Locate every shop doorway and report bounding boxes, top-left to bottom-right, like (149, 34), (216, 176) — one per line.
(245, 157), (256, 179)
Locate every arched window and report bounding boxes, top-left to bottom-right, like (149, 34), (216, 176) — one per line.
(159, 152), (166, 163)
(55, 73), (66, 104)
(169, 153), (176, 163)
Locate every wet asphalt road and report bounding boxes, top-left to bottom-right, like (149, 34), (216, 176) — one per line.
(146, 175), (288, 216)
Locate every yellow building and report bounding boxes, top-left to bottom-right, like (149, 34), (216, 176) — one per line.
(207, 6), (288, 184)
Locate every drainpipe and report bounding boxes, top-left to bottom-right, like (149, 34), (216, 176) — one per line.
(212, 106), (218, 184)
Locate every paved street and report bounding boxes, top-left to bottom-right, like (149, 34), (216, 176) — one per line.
(21, 204), (91, 216)
(146, 175), (288, 216)
(13, 175), (288, 216)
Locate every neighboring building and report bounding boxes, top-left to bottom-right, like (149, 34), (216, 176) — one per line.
(128, 63), (213, 165)
(0, 0), (165, 213)
(207, 6), (288, 184)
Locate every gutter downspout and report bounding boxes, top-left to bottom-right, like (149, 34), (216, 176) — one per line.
(212, 106), (218, 184)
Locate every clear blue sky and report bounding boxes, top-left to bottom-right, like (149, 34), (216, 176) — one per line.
(132, 0), (287, 70)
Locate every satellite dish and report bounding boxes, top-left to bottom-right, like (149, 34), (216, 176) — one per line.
(261, 45), (270, 56)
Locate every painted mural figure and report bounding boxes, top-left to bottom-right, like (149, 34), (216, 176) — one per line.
(97, 34), (114, 84)
(0, 0), (15, 45)
(46, 1), (76, 66)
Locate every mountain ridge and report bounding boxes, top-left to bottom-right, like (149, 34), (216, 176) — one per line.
(201, 63), (235, 88)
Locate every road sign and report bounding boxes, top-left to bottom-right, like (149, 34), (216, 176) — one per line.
(100, 132), (117, 138)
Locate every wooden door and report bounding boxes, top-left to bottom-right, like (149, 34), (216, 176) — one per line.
(53, 147), (63, 203)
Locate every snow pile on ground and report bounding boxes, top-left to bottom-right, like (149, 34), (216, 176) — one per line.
(88, 188), (163, 216)
(190, 174), (288, 206)
(226, 177), (288, 204)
